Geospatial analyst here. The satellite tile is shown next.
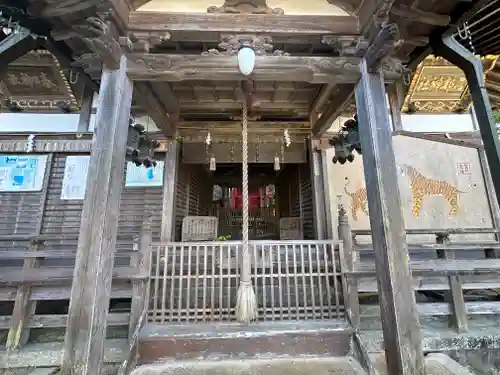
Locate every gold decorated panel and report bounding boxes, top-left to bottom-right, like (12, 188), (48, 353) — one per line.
(403, 55), (498, 113)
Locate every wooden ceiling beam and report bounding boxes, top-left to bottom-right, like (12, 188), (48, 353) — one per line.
(309, 83), (336, 123)
(125, 54), (402, 83)
(311, 84), (355, 136)
(150, 82), (180, 116)
(128, 11), (359, 35)
(133, 82), (177, 135)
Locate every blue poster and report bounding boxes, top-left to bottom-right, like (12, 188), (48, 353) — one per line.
(0, 154), (47, 192)
(125, 161), (164, 187)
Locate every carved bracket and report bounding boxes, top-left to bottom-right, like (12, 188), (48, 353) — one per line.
(72, 16), (123, 69)
(207, 0), (284, 15)
(322, 36), (369, 57)
(129, 31), (171, 53)
(202, 34), (288, 56)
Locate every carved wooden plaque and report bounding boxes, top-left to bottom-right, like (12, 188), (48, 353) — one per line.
(0, 51), (78, 111)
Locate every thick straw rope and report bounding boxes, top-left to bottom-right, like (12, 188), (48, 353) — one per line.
(235, 100), (257, 323)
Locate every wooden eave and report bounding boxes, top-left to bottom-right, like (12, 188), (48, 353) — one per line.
(0, 0), (488, 128)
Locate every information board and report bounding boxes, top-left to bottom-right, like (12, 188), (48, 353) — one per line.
(125, 161), (164, 187)
(0, 154), (48, 192)
(61, 155), (90, 200)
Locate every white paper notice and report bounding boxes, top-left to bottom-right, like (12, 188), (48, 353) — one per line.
(61, 155), (90, 200)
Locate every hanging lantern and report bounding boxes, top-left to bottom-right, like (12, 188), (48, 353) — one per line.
(274, 155), (280, 171)
(209, 156), (216, 171)
(237, 47), (256, 76)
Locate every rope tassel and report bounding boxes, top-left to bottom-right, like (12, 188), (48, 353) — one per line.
(235, 100), (258, 324)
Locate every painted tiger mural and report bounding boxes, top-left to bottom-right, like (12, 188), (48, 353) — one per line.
(344, 177), (368, 221)
(399, 164), (477, 217)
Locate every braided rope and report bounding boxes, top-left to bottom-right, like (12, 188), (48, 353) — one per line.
(241, 101), (250, 283)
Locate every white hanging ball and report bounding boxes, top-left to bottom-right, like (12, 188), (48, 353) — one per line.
(237, 47), (256, 76)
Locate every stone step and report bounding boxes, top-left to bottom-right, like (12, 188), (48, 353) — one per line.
(138, 320), (353, 363)
(131, 356), (367, 375)
(370, 353), (475, 375)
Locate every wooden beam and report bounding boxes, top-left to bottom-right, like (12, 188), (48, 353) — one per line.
(61, 56), (134, 375)
(355, 58), (424, 375)
(310, 83), (336, 123)
(126, 54), (401, 83)
(150, 82), (179, 114)
(129, 11), (359, 35)
(133, 82), (176, 135)
(390, 5), (451, 26)
(311, 84), (355, 136)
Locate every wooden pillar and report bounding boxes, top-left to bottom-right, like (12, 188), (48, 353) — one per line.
(354, 59), (424, 375)
(432, 35), (500, 208)
(321, 150), (334, 239)
(61, 56), (134, 375)
(77, 85), (94, 132)
(309, 140), (327, 240)
(387, 82), (404, 132)
(161, 139), (180, 242)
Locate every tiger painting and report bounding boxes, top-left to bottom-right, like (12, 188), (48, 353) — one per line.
(399, 164), (477, 217)
(344, 177), (368, 221)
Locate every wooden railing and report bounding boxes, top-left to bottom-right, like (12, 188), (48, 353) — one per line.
(149, 239), (344, 323)
(0, 219), (152, 352)
(337, 207), (500, 333)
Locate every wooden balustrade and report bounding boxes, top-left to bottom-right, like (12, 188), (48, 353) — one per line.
(337, 207), (500, 334)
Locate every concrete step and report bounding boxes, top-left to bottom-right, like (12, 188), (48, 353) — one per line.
(131, 356), (368, 375)
(370, 353), (475, 375)
(138, 320), (354, 363)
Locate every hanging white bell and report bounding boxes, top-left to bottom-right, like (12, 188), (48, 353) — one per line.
(237, 47), (256, 76)
(209, 156), (216, 171)
(274, 155), (280, 171)
(206, 132), (212, 145)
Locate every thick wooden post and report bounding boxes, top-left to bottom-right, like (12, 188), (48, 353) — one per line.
(77, 86), (94, 133)
(387, 82), (404, 132)
(337, 207), (359, 327)
(129, 216), (153, 338)
(309, 140), (327, 240)
(61, 56), (133, 375)
(354, 59), (424, 375)
(161, 140), (180, 242)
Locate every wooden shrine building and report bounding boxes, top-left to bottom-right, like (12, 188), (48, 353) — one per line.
(2, 1), (500, 375)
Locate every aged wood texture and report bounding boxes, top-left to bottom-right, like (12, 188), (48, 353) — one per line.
(311, 84), (355, 135)
(129, 217), (152, 339)
(309, 142), (327, 240)
(128, 12), (359, 35)
(77, 85), (94, 132)
(6, 154), (53, 350)
(354, 59), (424, 375)
(126, 54), (402, 83)
(387, 82), (404, 131)
(338, 207), (360, 327)
(61, 56), (134, 375)
(133, 82), (176, 135)
(161, 141), (180, 241)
